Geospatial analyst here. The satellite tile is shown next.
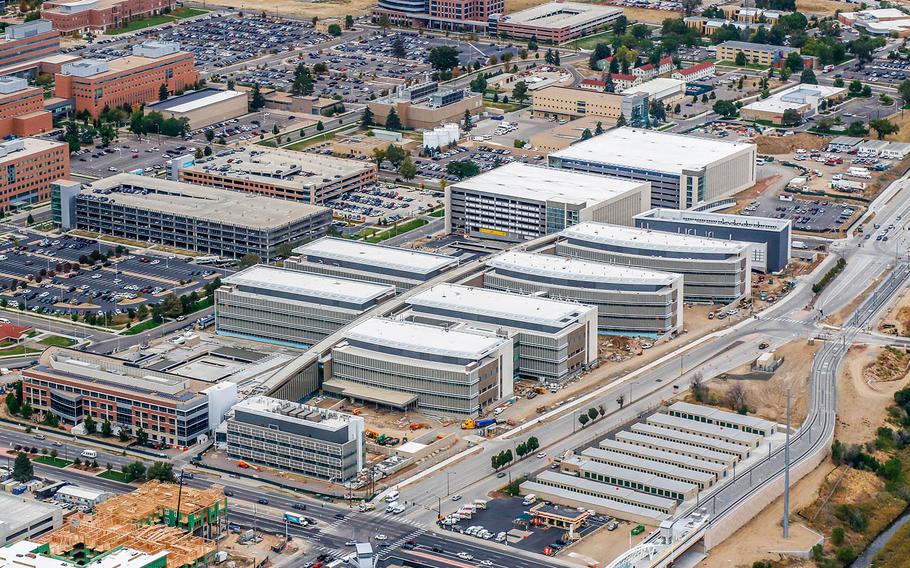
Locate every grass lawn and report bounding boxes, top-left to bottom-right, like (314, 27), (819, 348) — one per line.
(170, 7), (208, 19)
(39, 336), (75, 347)
(716, 60), (770, 71)
(0, 345), (40, 356)
(108, 14), (174, 34)
(484, 100), (527, 112)
(365, 219), (428, 243)
(34, 456), (73, 468)
(122, 318), (161, 336)
(98, 469), (132, 482)
(565, 31), (614, 51)
(429, 208), (445, 218)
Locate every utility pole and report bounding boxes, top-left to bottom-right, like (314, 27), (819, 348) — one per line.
(783, 387), (791, 539)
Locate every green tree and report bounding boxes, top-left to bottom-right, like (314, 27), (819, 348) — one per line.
(785, 52), (804, 71)
(713, 99), (739, 118)
(385, 108), (403, 131)
(616, 114), (627, 127)
(734, 51), (747, 66)
(84, 415), (97, 435)
(101, 418), (112, 437)
(146, 461), (177, 483)
(428, 46), (459, 72)
(391, 36), (406, 60)
(345, 15), (354, 28)
(870, 118), (899, 140)
(446, 160), (480, 178)
(898, 79), (910, 107)
(159, 293), (184, 319)
(238, 253), (261, 268)
(4, 392), (19, 415)
(159, 84), (169, 101)
(527, 436), (539, 451)
(361, 106), (374, 127)
(12, 452), (32, 482)
(579, 413), (590, 427)
(587, 407), (599, 421)
(399, 156), (417, 180)
(595, 121), (604, 135)
(512, 81), (529, 104)
(250, 84), (265, 110)
(846, 120), (868, 137)
(781, 108), (802, 126)
(316, 120), (324, 132)
(581, 128), (593, 140)
(800, 68), (817, 84)
(136, 428), (149, 446)
(291, 63), (314, 96)
(327, 23), (342, 36)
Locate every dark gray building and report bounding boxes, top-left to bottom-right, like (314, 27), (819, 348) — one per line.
(58, 174), (330, 261)
(225, 396), (365, 481)
(633, 208), (791, 273)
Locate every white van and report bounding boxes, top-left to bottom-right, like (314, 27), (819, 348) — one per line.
(385, 490), (400, 502)
(80, 449), (97, 459)
(522, 493), (537, 506)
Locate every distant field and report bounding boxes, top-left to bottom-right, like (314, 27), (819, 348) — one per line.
(188, 0), (374, 18)
(796, 0), (852, 14)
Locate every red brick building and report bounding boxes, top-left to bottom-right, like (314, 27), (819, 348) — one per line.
(54, 41), (198, 117)
(42, 0), (175, 34)
(0, 138), (70, 212)
(0, 21), (60, 70)
(0, 76), (53, 138)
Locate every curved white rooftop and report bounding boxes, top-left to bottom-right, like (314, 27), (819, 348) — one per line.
(344, 318), (508, 361)
(487, 250), (678, 286)
(293, 237), (458, 276)
(561, 222), (749, 255)
(407, 283), (591, 328)
(223, 265), (394, 305)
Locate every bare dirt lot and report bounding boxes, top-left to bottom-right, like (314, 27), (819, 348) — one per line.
(879, 282), (910, 337)
(838, 344), (910, 445)
(200, 0), (374, 18)
(709, 338), (820, 426)
(754, 133), (829, 155)
(561, 521), (652, 567)
(796, 0), (853, 14)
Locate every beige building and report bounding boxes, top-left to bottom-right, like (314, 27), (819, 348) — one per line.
(145, 88), (247, 129)
(715, 41), (798, 67)
(530, 115), (609, 152)
(531, 86), (623, 120)
(368, 89), (482, 130)
(265, 92), (345, 116)
(315, 17), (342, 33)
(331, 135), (418, 158)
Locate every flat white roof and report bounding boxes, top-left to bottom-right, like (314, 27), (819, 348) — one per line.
(450, 162), (647, 205)
(519, 480), (669, 522)
(561, 222), (750, 255)
(502, 1), (622, 29)
(533, 470), (676, 509)
(223, 265), (394, 305)
(636, 208), (790, 231)
(622, 78), (685, 98)
(742, 84), (845, 114)
(344, 318), (508, 361)
(669, 401), (777, 432)
(56, 485), (109, 500)
(487, 250), (678, 286)
(408, 283), (592, 328)
(550, 127), (754, 174)
(161, 89), (246, 114)
(292, 237), (458, 276)
(647, 413), (761, 445)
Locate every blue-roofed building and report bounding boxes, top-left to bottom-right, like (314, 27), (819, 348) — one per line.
(633, 208), (791, 273)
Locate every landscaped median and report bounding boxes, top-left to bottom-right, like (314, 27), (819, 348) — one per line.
(364, 218), (428, 243)
(813, 257), (848, 294)
(34, 455), (73, 468)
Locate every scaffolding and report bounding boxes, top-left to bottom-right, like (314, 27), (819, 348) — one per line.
(35, 481), (226, 567)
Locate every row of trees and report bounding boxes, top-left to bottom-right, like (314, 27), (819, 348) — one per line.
(577, 405), (606, 429)
(491, 436), (541, 470)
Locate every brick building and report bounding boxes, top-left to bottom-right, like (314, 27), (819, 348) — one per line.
(0, 138), (69, 213)
(0, 77), (53, 138)
(42, 0), (176, 34)
(55, 41), (198, 117)
(0, 21), (60, 70)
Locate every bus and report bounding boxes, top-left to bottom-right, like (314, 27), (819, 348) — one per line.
(283, 512), (306, 525)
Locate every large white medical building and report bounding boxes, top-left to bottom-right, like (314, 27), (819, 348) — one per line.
(445, 162), (651, 242)
(484, 251), (683, 335)
(548, 128), (756, 210)
(556, 223), (752, 303)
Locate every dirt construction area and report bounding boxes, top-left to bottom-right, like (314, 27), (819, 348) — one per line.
(879, 284), (910, 336)
(838, 344), (910, 445)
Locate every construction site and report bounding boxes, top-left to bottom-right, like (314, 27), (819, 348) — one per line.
(34, 481), (226, 567)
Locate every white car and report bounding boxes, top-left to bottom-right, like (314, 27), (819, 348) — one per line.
(537, 452), (546, 459)
(480, 561), (494, 567)
(375, 534), (387, 541)
(456, 553), (473, 561)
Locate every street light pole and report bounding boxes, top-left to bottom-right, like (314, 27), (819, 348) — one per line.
(783, 387), (791, 539)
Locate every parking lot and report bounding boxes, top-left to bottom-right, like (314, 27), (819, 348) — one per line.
(186, 110), (316, 145)
(437, 496), (609, 556)
(327, 183), (441, 225)
(748, 198), (858, 233)
(470, 110), (567, 148)
(0, 234), (228, 318)
(65, 137), (198, 178)
(156, 13), (328, 71)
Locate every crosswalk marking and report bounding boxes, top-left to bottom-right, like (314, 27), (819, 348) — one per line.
(377, 528), (426, 559)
